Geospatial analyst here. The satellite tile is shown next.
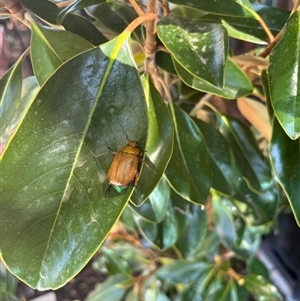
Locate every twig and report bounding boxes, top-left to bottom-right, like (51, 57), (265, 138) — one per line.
(128, 0), (144, 16)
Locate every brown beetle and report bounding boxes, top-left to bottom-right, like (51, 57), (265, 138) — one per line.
(106, 141), (145, 194)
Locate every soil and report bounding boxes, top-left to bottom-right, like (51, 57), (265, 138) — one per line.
(16, 259), (107, 301)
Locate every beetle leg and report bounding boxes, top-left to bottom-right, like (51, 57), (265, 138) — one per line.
(108, 147), (118, 155)
(134, 170), (139, 186)
(104, 185), (111, 195)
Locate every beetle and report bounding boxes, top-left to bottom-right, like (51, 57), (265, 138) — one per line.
(106, 140), (147, 194)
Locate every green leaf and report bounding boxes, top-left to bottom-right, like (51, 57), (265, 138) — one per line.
(172, 192), (207, 258)
(212, 197), (260, 258)
(195, 119), (242, 195)
(135, 205), (179, 250)
(197, 4), (289, 45)
(86, 2), (141, 41)
(62, 13), (108, 45)
(269, 10), (300, 140)
(231, 180), (278, 225)
(158, 14), (228, 87)
(219, 115), (273, 192)
(21, 0), (60, 24)
(85, 274), (130, 301)
(166, 0), (257, 19)
(244, 274), (282, 301)
(102, 248), (131, 276)
(0, 58), (23, 156)
(269, 118), (300, 225)
(57, 0), (106, 23)
(1, 76), (39, 158)
(0, 34), (148, 289)
(132, 176), (171, 222)
(180, 266), (215, 301)
(174, 59), (252, 99)
(165, 103), (211, 204)
(31, 22), (94, 85)
(131, 76), (173, 206)
(156, 260), (212, 284)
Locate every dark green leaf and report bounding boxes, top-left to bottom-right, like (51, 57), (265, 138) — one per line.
(197, 4), (289, 44)
(172, 192), (207, 258)
(131, 76), (173, 206)
(158, 14), (228, 87)
(31, 22), (94, 85)
(86, 2), (141, 41)
(174, 59), (252, 99)
(269, 10), (300, 140)
(269, 118), (300, 225)
(102, 248), (131, 276)
(57, 0), (106, 23)
(156, 51), (177, 75)
(132, 176), (171, 222)
(0, 58), (23, 156)
(213, 197), (260, 258)
(135, 205), (178, 250)
(1, 76), (39, 158)
(165, 103), (210, 204)
(21, 0), (60, 24)
(180, 265), (215, 301)
(165, 0), (257, 19)
(156, 260), (212, 284)
(195, 119), (242, 195)
(62, 13), (108, 45)
(219, 115), (273, 192)
(232, 180), (278, 225)
(0, 34), (148, 289)
(261, 70), (273, 122)
(85, 274), (130, 301)
(244, 274), (282, 301)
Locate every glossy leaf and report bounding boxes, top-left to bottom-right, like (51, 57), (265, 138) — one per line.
(231, 180), (278, 226)
(57, 0), (106, 23)
(269, 118), (300, 225)
(86, 2), (141, 41)
(131, 76), (173, 206)
(166, 0), (257, 19)
(102, 248), (131, 276)
(21, 0), (60, 24)
(198, 4), (289, 44)
(1, 76), (39, 158)
(219, 115), (273, 192)
(174, 59), (252, 99)
(156, 260), (212, 284)
(132, 176), (171, 222)
(172, 192), (207, 258)
(269, 10), (300, 140)
(85, 274), (130, 301)
(31, 22), (94, 85)
(0, 34), (149, 289)
(0, 59), (22, 156)
(244, 274), (282, 301)
(180, 265), (215, 301)
(157, 14), (227, 87)
(165, 103), (210, 204)
(134, 205), (178, 250)
(62, 13), (108, 46)
(195, 119), (242, 195)
(213, 197), (260, 258)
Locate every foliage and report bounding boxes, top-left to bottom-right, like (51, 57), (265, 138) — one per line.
(0, 0), (299, 299)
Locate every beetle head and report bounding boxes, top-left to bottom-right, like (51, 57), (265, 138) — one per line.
(127, 141), (138, 147)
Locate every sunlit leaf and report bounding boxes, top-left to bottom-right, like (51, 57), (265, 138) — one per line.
(158, 14), (227, 87)
(0, 33), (148, 289)
(165, 103), (210, 204)
(269, 118), (300, 225)
(269, 10), (300, 140)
